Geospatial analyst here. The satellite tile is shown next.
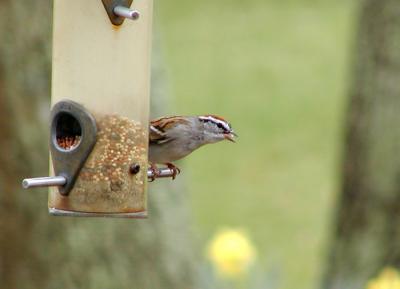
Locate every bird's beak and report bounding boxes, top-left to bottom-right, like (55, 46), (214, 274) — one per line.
(224, 132), (237, 143)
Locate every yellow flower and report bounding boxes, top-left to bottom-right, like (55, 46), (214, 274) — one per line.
(207, 228), (256, 278)
(367, 267), (400, 289)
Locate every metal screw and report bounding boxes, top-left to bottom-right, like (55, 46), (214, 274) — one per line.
(113, 6), (140, 20)
(129, 163), (141, 175)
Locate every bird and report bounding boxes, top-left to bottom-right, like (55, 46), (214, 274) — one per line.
(148, 115), (237, 180)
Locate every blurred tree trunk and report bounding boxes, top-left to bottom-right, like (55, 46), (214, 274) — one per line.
(0, 1), (198, 289)
(322, 1), (400, 289)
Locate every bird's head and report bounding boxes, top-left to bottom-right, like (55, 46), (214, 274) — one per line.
(198, 115), (237, 144)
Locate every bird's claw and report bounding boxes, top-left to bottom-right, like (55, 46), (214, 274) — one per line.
(166, 163), (180, 180)
(148, 163), (180, 181)
(148, 164), (160, 182)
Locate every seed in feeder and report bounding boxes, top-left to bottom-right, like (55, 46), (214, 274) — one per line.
(56, 135), (81, 150)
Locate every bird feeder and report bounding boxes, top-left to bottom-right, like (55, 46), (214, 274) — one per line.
(22, 0), (173, 217)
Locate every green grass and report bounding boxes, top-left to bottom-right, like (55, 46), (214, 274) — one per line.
(156, 1), (357, 288)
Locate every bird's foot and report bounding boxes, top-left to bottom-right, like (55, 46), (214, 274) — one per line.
(166, 163), (181, 180)
(148, 163), (160, 182)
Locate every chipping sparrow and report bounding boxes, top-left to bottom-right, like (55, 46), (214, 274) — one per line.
(148, 115), (237, 180)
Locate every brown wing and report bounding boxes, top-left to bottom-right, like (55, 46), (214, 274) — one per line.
(149, 116), (188, 144)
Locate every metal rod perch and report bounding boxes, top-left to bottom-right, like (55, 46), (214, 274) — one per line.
(22, 167), (176, 189)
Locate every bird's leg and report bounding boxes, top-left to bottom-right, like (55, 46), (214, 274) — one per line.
(148, 163), (160, 182)
(165, 163), (181, 180)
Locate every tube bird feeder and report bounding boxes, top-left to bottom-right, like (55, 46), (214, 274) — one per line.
(23, 0), (154, 217)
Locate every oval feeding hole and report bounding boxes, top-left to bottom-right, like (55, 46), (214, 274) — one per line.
(55, 112), (82, 151)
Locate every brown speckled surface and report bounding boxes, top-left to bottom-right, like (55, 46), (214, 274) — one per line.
(49, 114), (147, 214)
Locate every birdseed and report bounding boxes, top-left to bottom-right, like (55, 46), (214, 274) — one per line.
(49, 113), (148, 214)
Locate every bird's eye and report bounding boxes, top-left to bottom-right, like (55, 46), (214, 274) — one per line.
(217, 123), (224, 129)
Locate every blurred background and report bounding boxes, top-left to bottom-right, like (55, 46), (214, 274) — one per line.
(155, 0), (355, 288)
(2, 0), (400, 289)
